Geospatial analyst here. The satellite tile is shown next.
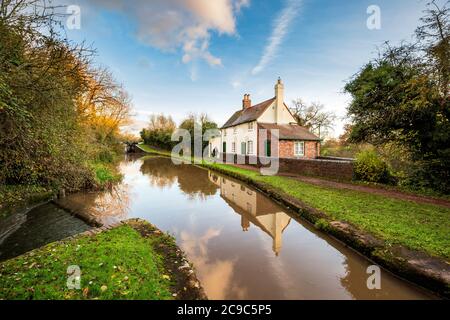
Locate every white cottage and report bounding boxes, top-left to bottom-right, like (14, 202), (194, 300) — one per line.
(210, 79), (321, 159)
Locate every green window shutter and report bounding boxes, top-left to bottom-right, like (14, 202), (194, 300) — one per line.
(241, 142), (246, 155)
(266, 140), (271, 157)
(223, 142), (227, 153)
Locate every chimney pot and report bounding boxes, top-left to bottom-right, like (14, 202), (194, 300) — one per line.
(243, 94), (252, 109)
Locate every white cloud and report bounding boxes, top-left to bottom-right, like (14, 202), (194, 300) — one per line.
(252, 0), (302, 75)
(231, 80), (242, 88)
(86, 0), (249, 68)
(235, 0), (250, 12)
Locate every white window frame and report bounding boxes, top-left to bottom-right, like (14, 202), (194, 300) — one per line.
(232, 142), (236, 154)
(248, 122), (254, 131)
(233, 127), (238, 135)
(247, 141), (254, 155)
(294, 141), (305, 157)
(224, 129), (227, 137)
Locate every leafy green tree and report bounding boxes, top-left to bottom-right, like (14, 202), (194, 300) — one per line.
(344, 1), (449, 193)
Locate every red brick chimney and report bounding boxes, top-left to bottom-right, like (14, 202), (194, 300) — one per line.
(242, 94), (252, 109)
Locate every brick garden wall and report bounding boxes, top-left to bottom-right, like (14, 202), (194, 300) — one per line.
(216, 154), (354, 181)
(279, 158), (354, 181)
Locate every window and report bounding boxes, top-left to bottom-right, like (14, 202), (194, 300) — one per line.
(223, 142), (227, 153)
(241, 142), (246, 155)
(224, 129), (227, 137)
(232, 142), (236, 153)
(234, 127), (238, 134)
(247, 141), (254, 155)
(248, 122), (254, 131)
(294, 141), (305, 157)
(265, 140), (271, 157)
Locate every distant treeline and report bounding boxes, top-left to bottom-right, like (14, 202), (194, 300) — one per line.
(140, 113), (218, 152)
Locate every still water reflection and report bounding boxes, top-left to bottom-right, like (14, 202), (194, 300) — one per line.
(57, 155), (434, 299)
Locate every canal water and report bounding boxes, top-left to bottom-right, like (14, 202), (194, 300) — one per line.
(0, 155), (436, 299)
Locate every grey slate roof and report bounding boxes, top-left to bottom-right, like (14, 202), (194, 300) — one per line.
(221, 98), (275, 129)
(259, 123), (321, 141)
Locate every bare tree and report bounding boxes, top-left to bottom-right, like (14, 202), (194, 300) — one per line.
(290, 99), (336, 139)
(416, 0), (449, 96)
(146, 114), (176, 131)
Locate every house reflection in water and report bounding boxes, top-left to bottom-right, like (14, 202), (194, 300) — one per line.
(209, 172), (292, 256)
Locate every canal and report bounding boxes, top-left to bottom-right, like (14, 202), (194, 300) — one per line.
(0, 155), (436, 299)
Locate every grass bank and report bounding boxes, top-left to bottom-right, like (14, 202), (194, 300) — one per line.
(207, 163), (450, 260)
(202, 162), (450, 297)
(136, 145), (450, 296)
(0, 220), (205, 300)
(89, 161), (122, 188)
(0, 155), (122, 217)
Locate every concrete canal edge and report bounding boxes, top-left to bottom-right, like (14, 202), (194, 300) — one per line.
(63, 218), (208, 300)
(200, 162), (450, 299)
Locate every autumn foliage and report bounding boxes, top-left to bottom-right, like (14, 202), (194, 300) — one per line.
(0, 0), (131, 191)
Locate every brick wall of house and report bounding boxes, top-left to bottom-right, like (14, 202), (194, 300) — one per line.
(279, 140), (320, 159)
(305, 141), (319, 159)
(279, 140), (294, 158)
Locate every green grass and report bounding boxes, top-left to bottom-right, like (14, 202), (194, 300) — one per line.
(89, 162), (122, 187)
(138, 144), (174, 157)
(207, 163), (450, 260)
(0, 225), (173, 300)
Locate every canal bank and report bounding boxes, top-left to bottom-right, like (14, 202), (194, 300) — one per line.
(199, 162), (450, 299)
(0, 218), (207, 300)
(0, 154), (441, 299)
(137, 145), (449, 298)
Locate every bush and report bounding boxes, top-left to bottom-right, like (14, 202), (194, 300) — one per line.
(400, 159), (450, 195)
(140, 128), (175, 150)
(354, 150), (392, 184)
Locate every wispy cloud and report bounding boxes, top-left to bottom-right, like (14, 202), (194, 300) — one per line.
(252, 0), (302, 75)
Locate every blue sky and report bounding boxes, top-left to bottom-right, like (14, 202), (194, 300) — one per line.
(64, 0), (432, 137)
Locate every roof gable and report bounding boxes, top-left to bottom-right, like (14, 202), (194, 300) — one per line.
(258, 101), (297, 124)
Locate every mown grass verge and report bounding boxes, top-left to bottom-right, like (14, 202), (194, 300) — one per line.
(0, 225), (174, 300)
(206, 162), (450, 260)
